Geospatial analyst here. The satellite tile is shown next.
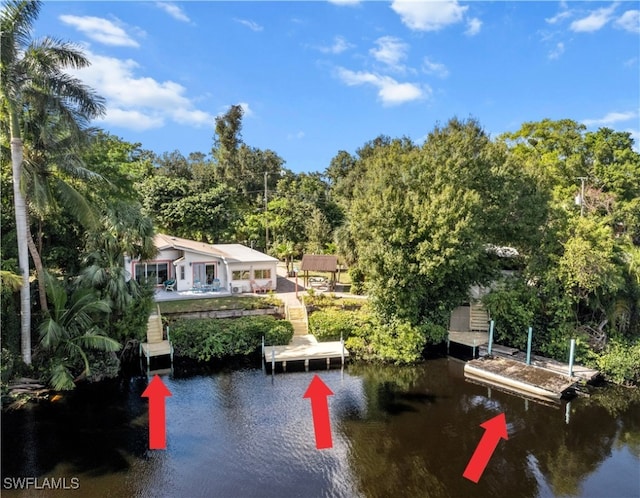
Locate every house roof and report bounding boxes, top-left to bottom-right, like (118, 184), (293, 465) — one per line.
(300, 254), (338, 273)
(154, 234), (277, 264)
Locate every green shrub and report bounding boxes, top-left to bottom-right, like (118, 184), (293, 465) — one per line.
(309, 309), (357, 341)
(170, 316), (293, 362)
(345, 317), (428, 365)
(349, 266), (365, 295)
(421, 322), (447, 345)
(594, 339), (640, 386)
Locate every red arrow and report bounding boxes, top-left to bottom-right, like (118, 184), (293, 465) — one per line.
(303, 375), (334, 450)
(141, 375), (172, 450)
(463, 413), (508, 483)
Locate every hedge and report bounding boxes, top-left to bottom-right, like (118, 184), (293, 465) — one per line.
(170, 316), (293, 362)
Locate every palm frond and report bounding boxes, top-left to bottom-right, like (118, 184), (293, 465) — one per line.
(38, 318), (67, 349)
(72, 332), (122, 353)
(49, 361), (75, 391)
(1, 1), (42, 60)
(53, 178), (99, 229)
(43, 271), (67, 319)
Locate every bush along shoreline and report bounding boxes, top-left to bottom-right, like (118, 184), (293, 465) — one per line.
(169, 315), (293, 363)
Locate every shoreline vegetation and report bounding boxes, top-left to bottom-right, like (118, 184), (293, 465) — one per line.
(3, 292), (637, 411)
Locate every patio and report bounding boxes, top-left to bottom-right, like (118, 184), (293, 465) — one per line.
(154, 288), (232, 302)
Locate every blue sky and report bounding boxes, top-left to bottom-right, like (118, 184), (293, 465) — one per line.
(35, 1), (639, 173)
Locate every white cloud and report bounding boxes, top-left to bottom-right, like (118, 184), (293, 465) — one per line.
(391, 0), (467, 31)
(370, 36), (409, 71)
(335, 67), (427, 105)
(234, 18), (263, 32)
(422, 57), (449, 78)
(327, 0), (361, 6)
(155, 2), (191, 23)
(545, 10), (572, 25)
(59, 15), (140, 47)
(465, 17), (482, 36)
(318, 36), (354, 54)
(238, 102), (254, 118)
(71, 51), (214, 131)
(570, 4), (617, 33)
(582, 110), (638, 126)
(615, 10), (640, 34)
(103, 109), (164, 131)
(548, 42), (565, 60)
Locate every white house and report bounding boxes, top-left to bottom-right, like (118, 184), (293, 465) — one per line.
(125, 234), (278, 293)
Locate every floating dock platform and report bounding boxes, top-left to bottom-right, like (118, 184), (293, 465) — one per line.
(263, 335), (349, 372)
(465, 357), (572, 401)
(464, 355), (599, 402)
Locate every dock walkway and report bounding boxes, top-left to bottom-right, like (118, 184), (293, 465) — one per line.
(263, 334), (348, 371)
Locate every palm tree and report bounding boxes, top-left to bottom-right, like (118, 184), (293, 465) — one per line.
(274, 240), (296, 275)
(22, 105), (104, 314)
(1, 0), (105, 364)
(38, 273), (121, 390)
(79, 201), (156, 320)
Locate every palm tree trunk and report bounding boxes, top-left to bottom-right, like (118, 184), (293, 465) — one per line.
(10, 111), (32, 365)
(26, 222), (49, 314)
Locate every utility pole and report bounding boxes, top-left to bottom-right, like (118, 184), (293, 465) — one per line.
(264, 171), (269, 251)
(576, 177), (587, 217)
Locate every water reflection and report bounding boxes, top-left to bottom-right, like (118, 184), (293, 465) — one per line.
(2, 359), (639, 498)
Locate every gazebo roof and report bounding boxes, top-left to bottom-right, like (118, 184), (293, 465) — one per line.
(300, 254), (338, 273)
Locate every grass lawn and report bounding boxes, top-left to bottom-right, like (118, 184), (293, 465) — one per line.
(158, 295), (281, 314)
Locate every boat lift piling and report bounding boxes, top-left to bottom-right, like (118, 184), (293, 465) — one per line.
(568, 338), (576, 378)
(526, 327), (533, 365)
(487, 320), (495, 356)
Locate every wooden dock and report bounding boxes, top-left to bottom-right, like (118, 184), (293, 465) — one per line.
(263, 335), (349, 372)
(464, 355), (599, 402)
(447, 331), (488, 357)
(478, 346), (600, 382)
(465, 357), (572, 401)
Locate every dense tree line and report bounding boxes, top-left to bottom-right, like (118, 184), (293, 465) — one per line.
(328, 118), (639, 381)
(2, 0), (638, 389)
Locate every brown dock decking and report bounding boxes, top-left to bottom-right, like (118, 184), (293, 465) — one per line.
(477, 347), (600, 382)
(263, 335), (349, 371)
(464, 356), (597, 402)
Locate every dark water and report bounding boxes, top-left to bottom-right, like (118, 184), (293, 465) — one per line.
(2, 358), (639, 498)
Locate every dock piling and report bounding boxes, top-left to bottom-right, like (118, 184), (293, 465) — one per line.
(488, 320), (495, 356)
(568, 338), (576, 377)
(526, 327), (533, 365)
(271, 349), (275, 376)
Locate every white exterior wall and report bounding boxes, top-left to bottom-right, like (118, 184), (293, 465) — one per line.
(176, 253), (226, 292)
(228, 261), (277, 293)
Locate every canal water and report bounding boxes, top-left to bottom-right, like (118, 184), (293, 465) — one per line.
(2, 358), (639, 498)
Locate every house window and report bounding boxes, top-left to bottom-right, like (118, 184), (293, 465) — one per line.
(232, 270), (250, 280)
(134, 262), (169, 285)
(254, 269), (271, 279)
(179, 265), (185, 280)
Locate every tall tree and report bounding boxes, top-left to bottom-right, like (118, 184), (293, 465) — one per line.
(350, 119), (507, 326)
(1, 0), (105, 364)
(212, 104), (244, 181)
(21, 104), (103, 314)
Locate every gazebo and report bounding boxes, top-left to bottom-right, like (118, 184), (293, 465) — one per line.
(299, 254), (338, 289)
